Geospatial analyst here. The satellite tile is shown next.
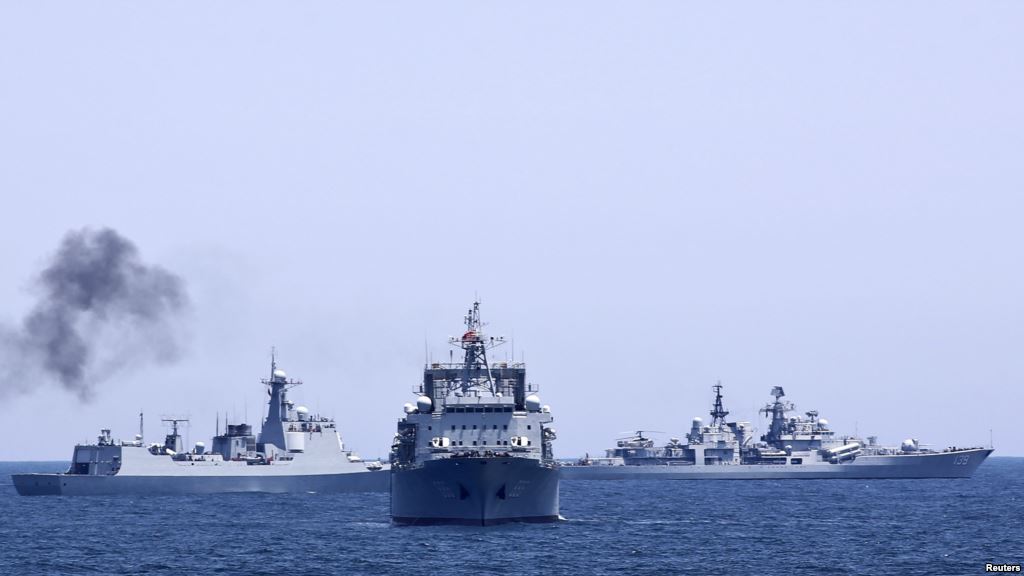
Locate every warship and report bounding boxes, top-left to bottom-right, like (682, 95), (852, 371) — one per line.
(562, 384), (992, 480)
(390, 302), (559, 525)
(13, 358), (388, 495)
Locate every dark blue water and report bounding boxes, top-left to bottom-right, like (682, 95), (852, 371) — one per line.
(1, 459), (1021, 575)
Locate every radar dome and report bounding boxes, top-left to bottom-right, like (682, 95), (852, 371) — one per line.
(541, 405), (551, 413)
(817, 418), (829, 427)
(296, 406), (309, 415)
(273, 369), (287, 379)
(403, 402), (416, 414)
(416, 396), (433, 412)
(901, 439), (918, 452)
(692, 417), (703, 427)
(525, 394), (542, 411)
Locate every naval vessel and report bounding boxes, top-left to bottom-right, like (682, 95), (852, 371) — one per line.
(390, 302), (559, 525)
(13, 358), (388, 495)
(562, 384), (992, 480)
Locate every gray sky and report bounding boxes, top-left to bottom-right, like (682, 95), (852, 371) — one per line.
(1, 2), (1021, 460)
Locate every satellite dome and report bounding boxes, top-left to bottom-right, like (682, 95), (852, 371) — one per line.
(692, 417), (703, 427)
(525, 394), (542, 411)
(416, 396), (433, 413)
(541, 405), (551, 414)
(817, 418), (829, 427)
(901, 439), (918, 452)
(296, 406), (309, 415)
(273, 369), (287, 379)
(403, 403), (416, 414)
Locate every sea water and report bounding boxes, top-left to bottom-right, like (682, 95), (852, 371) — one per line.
(1, 459), (1021, 575)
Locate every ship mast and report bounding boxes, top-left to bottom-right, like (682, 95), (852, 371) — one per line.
(260, 349), (302, 452)
(449, 301), (504, 395)
(760, 386), (793, 445)
(709, 382), (729, 427)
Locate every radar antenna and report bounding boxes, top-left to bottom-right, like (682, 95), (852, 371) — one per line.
(160, 417), (189, 453)
(161, 417), (189, 437)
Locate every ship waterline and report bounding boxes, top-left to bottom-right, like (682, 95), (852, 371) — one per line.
(561, 448), (992, 480)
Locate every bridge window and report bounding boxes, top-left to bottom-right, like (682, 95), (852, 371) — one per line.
(472, 425), (477, 430)
(503, 425), (508, 430)
(462, 425), (466, 430)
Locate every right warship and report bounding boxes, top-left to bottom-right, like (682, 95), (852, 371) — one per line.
(561, 384), (992, 480)
(389, 302), (560, 525)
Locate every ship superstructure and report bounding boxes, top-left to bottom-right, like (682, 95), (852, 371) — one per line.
(13, 357), (387, 495)
(390, 301), (559, 525)
(563, 384), (992, 479)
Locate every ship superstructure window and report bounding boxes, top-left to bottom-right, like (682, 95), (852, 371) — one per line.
(472, 425), (477, 430)
(462, 425), (466, 430)
(503, 425), (508, 430)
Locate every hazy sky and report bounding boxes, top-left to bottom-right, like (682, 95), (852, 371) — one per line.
(1, 2), (1021, 460)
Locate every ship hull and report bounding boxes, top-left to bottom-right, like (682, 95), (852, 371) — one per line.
(560, 448), (993, 480)
(11, 470), (389, 496)
(391, 457), (559, 526)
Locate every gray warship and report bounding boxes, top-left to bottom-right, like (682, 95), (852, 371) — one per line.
(390, 302), (559, 525)
(562, 384), (992, 480)
(13, 358), (388, 495)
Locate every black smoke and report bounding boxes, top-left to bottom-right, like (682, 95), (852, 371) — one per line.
(2, 228), (188, 398)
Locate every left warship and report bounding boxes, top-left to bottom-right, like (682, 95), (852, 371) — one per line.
(12, 358), (389, 496)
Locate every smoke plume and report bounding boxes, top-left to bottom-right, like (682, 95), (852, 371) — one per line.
(2, 228), (188, 399)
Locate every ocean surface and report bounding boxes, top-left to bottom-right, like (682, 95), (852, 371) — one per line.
(1, 459), (1021, 576)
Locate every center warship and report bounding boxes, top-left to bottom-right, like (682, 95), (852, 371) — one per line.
(390, 302), (560, 525)
(561, 384), (992, 480)
(13, 358), (388, 495)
